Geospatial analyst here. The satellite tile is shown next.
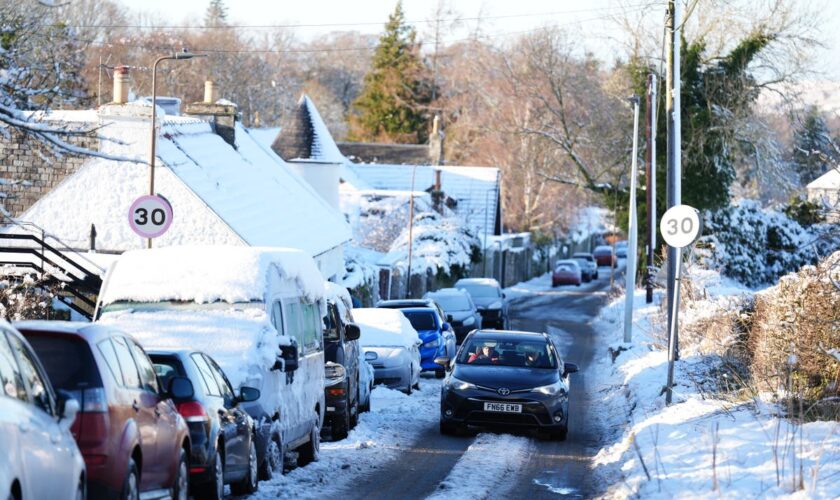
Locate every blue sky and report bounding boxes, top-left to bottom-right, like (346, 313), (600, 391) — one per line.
(117, 0), (840, 80)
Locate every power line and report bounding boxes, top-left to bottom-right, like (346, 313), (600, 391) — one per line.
(47, 3), (659, 31)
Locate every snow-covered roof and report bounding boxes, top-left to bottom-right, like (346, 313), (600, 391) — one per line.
(343, 163), (501, 237)
(353, 307), (420, 349)
(807, 168), (840, 190)
(272, 95), (344, 164)
(16, 109), (351, 257)
(99, 246), (326, 306)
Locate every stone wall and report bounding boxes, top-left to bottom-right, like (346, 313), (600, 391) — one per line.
(0, 126), (98, 217)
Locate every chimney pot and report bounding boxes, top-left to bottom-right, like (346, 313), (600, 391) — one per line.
(113, 65), (130, 104)
(204, 80), (218, 104)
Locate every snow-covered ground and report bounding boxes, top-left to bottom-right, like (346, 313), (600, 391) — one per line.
(250, 378), (440, 499)
(590, 271), (840, 498)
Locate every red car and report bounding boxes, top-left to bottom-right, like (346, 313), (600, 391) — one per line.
(592, 245), (617, 267)
(18, 321), (193, 500)
(552, 260), (582, 287)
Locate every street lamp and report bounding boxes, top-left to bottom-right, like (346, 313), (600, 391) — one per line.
(147, 49), (206, 248)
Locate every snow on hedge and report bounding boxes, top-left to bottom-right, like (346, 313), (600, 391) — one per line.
(99, 246), (326, 306)
(697, 200), (839, 287)
(353, 308), (420, 349)
(386, 212), (481, 277)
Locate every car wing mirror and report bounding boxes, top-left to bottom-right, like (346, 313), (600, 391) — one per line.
(563, 362), (579, 376)
(442, 322), (451, 332)
(273, 341), (299, 372)
(434, 356), (451, 370)
(446, 314), (454, 323)
(56, 390), (80, 430)
(364, 351), (378, 361)
(345, 323), (361, 341)
(167, 376), (195, 400)
(237, 386), (261, 404)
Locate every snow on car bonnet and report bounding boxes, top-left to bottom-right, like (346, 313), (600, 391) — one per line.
(353, 308), (420, 349)
(99, 245), (325, 305)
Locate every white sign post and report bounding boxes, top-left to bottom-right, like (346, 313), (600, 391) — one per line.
(128, 195), (173, 240)
(660, 204), (700, 404)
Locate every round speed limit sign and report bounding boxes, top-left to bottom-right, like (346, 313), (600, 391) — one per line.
(660, 204), (701, 248)
(129, 195), (173, 238)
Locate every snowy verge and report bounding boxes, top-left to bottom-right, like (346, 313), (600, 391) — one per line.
(590, 273), (840, 498)
(428, 433), (532, 500)
(252, 379), (440, 499)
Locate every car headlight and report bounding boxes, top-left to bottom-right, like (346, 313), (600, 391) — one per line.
(531, 380), (566, 396)
(463, 316), (475, 326)
(488, 301), (503, 310)
(423, 337), (441, 348)
(446, 375), (476, 391)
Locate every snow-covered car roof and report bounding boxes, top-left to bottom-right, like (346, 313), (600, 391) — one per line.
(353, 308), (420, 349)
(455, 278), (500, 287)
(99, 246), (326, 306)
(426, 288), (469, 297)
(555, 260), (581, 268)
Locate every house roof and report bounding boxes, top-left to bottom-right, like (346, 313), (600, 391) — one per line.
(342, 163), (501, 237)
(338, 142), (432, 165)
(17, 110), (351, 257)
(271, 94), (344, 163)
(807, 168), (840, 190)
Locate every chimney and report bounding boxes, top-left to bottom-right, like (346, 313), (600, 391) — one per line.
(184, 80), (237, 148)
(429, 114), (445, 166)
(204, 80), (218, 104)
(113, 66), (130, 104)
(432, 168), (444, 214)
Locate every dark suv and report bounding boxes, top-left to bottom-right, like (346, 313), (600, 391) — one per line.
(17, 321), (192, 500)
(322, 299), (362, 441)
(150, 350), (260, 499)
(453, 278), (509, 329)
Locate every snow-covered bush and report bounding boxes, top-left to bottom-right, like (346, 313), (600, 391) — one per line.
(0, 270), (67, 321)
(388, 212), (481, 281)
(697, 200), (838, 287)
(342, 249), (380, 307)
(748, 251), (840, 402)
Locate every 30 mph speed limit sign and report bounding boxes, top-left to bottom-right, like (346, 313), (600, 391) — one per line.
(129, 195), (173, 238)
(660, 204), (701, 248)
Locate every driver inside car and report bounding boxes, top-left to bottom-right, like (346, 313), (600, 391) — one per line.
(467, 344), (499, 364)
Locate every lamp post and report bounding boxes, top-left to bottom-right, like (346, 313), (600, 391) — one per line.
(147, 50), (206, 248)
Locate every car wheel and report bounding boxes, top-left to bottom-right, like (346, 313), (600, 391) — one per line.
(75, 478), (85, 500)
(440, 420), (458, 435)
(195, 449), (224, 500)
(121, 458), (140, 500)
(550, 426), (568, 441)
(349, 388), (359, 429)
(258, 436), (282, 480)
(297, 413), (321, 466)
(435, 368), (445, 379)
(172, 449), (189, 500)
(231, 438), (259, 495)
(405, 367), (413, 395)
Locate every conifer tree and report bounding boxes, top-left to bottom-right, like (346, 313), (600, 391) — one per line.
(205, 0), (228, 28)
(792, 106), (836, 185)
(349, 1), (433, 143)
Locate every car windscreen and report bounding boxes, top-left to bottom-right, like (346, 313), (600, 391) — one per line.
(573, 254), (594, 261)
(101, 300), (263, 315)
(402, 311), (438, 331)
(458, 337), (557, 369)
(432, 294), (471, 311)
(25, 334), (103, 392)
(572, 258), (589, 268)
(458, 284), (499, 298)
(556, 263), (576, 271)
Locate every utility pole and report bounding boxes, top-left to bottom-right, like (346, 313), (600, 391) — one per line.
(646, 74), (657, 304)
(405, 165), (418, 298)
(665, 1), (682, 361)
(623, 95), (641, 343)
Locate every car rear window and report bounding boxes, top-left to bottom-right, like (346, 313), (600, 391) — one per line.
(458, 284), (500, 298)
(402, 311), (438, 331)
(25, 334), (102, 390)
(432, 294), (471, 311)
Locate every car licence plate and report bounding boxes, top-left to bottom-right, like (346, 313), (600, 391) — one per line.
(483, 402), (522, 413)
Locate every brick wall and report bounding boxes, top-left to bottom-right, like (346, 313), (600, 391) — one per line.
(0, 126), (98, 217)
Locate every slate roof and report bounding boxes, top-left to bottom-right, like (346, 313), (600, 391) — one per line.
(338, 142), (432, 165)
(342, 163), (501, 237)
(272, 95), (344, 163)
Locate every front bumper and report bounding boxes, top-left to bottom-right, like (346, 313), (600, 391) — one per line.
(440, 386), (569, 430)
(371, 365), (409, 390)
(477, 308), (504, 328)
(448, 322), (476, 343)
(420, 343), (447, 371)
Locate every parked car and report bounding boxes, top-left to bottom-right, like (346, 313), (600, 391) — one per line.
(592, 245), (617, 267)
(149, 350), (261, 499)
(453, 278), (509, 330)
(17, 321), (192, 500)
(354, 308), (421, 394)
(436, 329), (578, 440)
(96, 246), (327, 481)
(322, 283), (362, 441)
(552, 260), (583, 287)
(615, 240), (628, 258)
(376, 299), (453, 334)
(398, 307), (457, 378)
(571, 252), (599, 281)
(0, 320), (86, 500)
(424, 288), (482, 344)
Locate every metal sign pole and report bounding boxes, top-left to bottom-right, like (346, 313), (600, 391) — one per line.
(665, 245), (682, 404)
(623, 96), (641, 343)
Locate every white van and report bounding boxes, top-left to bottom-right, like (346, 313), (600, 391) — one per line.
(94, 246), (326, 481)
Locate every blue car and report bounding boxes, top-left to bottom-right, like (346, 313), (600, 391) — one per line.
(399, 307), (457, 378)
